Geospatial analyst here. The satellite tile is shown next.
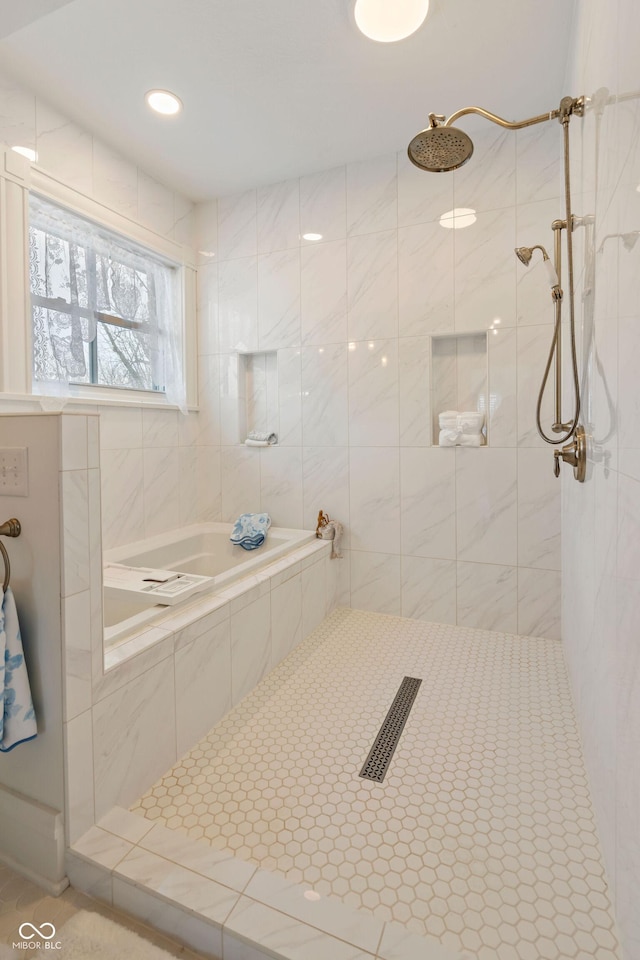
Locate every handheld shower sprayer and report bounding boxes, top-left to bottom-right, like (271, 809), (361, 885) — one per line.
(408, 95), (587, 479)
(515, 245), (562, 300)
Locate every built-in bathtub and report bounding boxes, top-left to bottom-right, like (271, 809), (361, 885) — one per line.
(103, 522), (315, 645)
(80, 520), (340, 838)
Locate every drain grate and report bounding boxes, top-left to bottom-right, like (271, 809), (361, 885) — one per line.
(359, 676), (422, 783)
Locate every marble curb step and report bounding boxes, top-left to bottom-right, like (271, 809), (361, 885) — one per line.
(67, 808), (466, 960)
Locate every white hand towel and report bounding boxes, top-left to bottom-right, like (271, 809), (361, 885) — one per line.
(458, 433), (483, 447)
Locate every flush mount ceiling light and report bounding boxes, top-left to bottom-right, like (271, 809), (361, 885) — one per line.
(302, 232), (323, 241)
(145, 89), (183, 116)
(354, 0), (429, 42)
(439, 207), (477, 229)
(11, 145), (37, 162)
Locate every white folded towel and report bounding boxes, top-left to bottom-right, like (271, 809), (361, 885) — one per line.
(245, 438), (270, 447)
(438, 429), (459, 446)
(439, 429), (484, 447)
(458, 411), (485, 434)
(246, 431), (278, 444)
(438, 410), (459, 429)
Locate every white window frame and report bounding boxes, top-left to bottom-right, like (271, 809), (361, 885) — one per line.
(0, 149), (198, 409)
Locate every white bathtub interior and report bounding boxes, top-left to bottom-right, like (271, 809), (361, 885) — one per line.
(103, 522), (315, 646)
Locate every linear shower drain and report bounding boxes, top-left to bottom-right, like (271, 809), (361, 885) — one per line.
(359, 676), (422, 783)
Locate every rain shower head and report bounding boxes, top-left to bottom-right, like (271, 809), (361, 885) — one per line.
(407, 100), (584, 175)
(407, 114), (474, 172)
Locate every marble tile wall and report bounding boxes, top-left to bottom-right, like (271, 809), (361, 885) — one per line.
(562, 2), (640, 957)
(0, 66), (220, 550)
(200, 124), (565, 636)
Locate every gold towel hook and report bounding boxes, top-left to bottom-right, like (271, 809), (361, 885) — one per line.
(0, 518), (21, 593)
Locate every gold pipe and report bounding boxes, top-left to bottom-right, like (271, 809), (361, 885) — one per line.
(445, 105), (560, 130)
(552, 220), (565, 432)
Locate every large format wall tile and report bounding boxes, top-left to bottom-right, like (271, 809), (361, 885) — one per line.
(300, 166), (347, 243)
(350, 551), (401, 615)
(301, 240), (347, 345)
(400, 447), (455, 559)
(346, 154), (397, 237)
(258, 249), (301, 350)
(456, 560), (518, 633)
(302, 447), (350, 538)
(347, 230), (398, 341)
(257, 178), (300, 254)
(398, 220), (454, 337)
(398, 337), (431, 447)
(517, 448), (561, 570)
(454, 206), (517, 332)
(348, 339), (399, 447)
(93, 660), (176, 819)
(301, 344), (348, 446)
(231, 594), (271, 704)
(218, 189), (257, 260)
(401, 556), (456, 624)
(175, 619), (232, 756)
(456, 448), (518, 566)
(349, 447), (400, 554)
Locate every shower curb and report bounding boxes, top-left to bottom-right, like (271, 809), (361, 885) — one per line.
(66, 809), (468, 960)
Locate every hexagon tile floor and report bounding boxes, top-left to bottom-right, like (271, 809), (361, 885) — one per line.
(132, 607), (621, 960)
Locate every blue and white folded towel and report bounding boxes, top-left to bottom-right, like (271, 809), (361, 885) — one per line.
(1, 587), (37, 752)
(230, 513), (272, 551)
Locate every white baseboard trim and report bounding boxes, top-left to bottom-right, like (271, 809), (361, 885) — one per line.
(0, 783), (67, 892)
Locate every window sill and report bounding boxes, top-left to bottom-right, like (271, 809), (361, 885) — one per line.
(0, 390), (199, 413)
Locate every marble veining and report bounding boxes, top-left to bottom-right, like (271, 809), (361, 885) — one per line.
(218, 189), (258, 261)
(302, 343), (349, 446)
(348, 340), (399, 447)
(301, 239), (348, 345)
(257, 179), (300, 253)
(347, 155), (397, 237)
(347, 230), (398, 341)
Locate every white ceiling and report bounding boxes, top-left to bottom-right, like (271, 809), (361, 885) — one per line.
(0, 0), (576, 200)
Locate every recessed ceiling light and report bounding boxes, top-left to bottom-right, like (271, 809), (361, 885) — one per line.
(354, 0), (429, 42)
(12, 145), (37, 162)
(145, 89), (183, 116)
(302, 233), (323, 242)
(439, 207), (477, 230)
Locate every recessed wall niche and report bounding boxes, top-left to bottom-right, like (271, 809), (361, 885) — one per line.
(430, 332), (488, 446)
(239, 351), (279, 443)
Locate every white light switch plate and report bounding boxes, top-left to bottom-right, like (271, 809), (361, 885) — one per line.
(0, 447), (28, 497)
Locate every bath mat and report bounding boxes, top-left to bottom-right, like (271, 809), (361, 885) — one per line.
(1, 911), (182, 959)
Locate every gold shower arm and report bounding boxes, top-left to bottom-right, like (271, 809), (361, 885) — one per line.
(445, 105), (560, 130)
